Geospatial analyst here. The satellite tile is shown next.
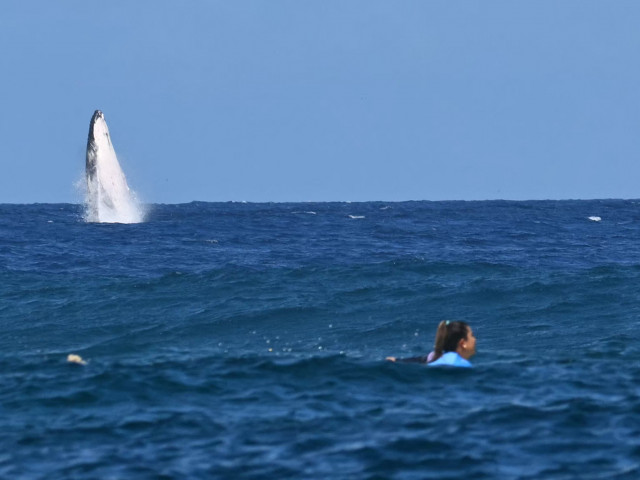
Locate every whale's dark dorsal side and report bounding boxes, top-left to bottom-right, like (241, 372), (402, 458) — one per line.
(85, 110), (102, 201)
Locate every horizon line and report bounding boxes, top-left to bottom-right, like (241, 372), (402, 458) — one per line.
(1, 197), (639, 206)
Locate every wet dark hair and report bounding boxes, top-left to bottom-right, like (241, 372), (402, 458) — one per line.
(430, 320), (470, 362)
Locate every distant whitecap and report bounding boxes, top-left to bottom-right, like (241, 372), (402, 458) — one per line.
(588, 216), (602, 222)
(348, 215), (365, 219)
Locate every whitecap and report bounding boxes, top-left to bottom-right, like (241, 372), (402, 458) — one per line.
(588, 216), (602, 222)
(348, 215), (365, 219)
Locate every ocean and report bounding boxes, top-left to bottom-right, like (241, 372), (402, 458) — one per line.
(2, 200), (640, 479)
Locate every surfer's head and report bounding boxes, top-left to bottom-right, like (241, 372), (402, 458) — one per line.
(432, 320), (476, 362)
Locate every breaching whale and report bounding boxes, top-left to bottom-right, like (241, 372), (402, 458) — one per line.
(85, 110), (143, 223)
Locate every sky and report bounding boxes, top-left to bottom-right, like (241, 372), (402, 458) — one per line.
(1, 1), (639, 203)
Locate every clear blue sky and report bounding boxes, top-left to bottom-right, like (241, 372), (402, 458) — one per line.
(1, 1), (639, 203)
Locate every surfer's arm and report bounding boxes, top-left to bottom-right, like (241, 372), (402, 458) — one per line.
(386, 355), (431, 364)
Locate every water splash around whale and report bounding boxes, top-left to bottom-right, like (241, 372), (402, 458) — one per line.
(85, 110), (144, 223)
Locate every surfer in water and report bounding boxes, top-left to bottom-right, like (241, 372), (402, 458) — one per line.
(386, 320), (476, 368)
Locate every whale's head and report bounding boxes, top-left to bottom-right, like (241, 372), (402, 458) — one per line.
(90, 110), (104, 126)
(88, 110), (109, 145)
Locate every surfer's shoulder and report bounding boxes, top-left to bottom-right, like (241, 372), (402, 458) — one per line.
(427, 351), (472, 368)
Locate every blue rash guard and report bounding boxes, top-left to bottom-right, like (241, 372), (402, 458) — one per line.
(427, 352), (472, 368)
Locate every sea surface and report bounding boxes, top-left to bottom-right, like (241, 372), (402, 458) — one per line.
(2, 200), (640, 479)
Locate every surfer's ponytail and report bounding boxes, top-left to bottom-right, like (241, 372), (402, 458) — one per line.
(430, 320), (470, 362)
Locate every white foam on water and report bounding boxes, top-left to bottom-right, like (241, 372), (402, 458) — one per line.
(85, 112), (145, 224)
(348, 215), (365, 219)
(588, 216), (602, 222)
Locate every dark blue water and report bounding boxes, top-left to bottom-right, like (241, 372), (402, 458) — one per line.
(2, 200), (640, 479)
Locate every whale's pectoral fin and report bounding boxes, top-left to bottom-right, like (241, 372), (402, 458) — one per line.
(100, 184), (115, 209)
